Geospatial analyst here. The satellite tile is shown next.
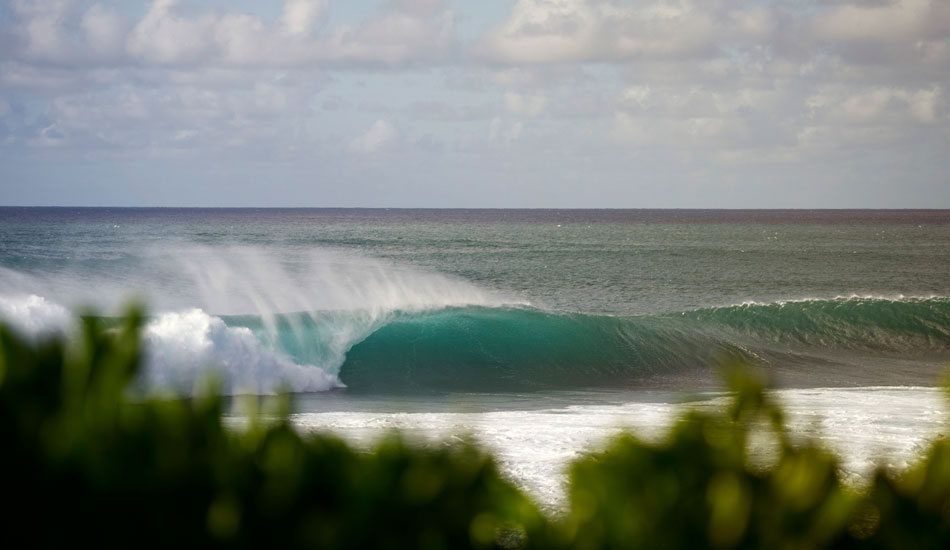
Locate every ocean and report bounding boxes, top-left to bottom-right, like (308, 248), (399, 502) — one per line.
(1, 207), (949, 509)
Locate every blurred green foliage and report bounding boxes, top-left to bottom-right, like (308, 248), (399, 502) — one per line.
(1, 310), (950, 548)
(0, 309), (548, 549)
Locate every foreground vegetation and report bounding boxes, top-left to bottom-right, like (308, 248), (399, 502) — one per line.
(2, 309), (950, 548)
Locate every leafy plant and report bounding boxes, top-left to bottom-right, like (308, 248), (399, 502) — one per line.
(0, 310), (547, 549)
(2, 310), (949, 548)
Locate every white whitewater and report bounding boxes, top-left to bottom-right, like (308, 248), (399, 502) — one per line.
(289, 387), (950, 512)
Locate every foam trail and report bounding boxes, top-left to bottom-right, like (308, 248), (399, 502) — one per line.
(289, 387), (950, 511)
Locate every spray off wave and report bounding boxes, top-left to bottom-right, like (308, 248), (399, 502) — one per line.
(0, 245), (524, 394)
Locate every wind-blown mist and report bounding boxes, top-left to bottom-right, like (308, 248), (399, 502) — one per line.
(0, 243), (524, 394)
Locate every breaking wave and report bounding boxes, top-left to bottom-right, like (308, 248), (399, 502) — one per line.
(1, 272), (947, 394)
(338, 297), (950, 391)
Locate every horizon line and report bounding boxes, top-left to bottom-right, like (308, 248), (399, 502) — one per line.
(3, 206), (950, 212)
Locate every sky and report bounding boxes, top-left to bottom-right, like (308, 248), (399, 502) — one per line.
(0, 0), (948, 208)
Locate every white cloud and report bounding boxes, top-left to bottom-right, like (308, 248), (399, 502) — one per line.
(505, 120), (523, 142)
(504, 92), (546, 117)
(612, 110), (752, 148)
(476, 0), (762, 63)
(488, 117), (501, 141)
(349, 119), (398, 153)
(12, 0), (72, 60)
(813, 0), (947, 42)
(486, 117), (524, 143)
(27, 122), (66, 148)
(212, 14), (269, 65)
(26, 69), (323, 154)
(0, 63), (83, 90)
(915, 38), (950, 63)
(281, 0), (328, 37)
(408, 100), (492, 121)
(390, 0), (447, 17)
(808, 86), (943, 126)
(127, 0), (216, 64)
(4, 0), (456, 69)
(321, 9), (456, 65)
(622, 86), (652, 108)
(81, 4), (125, 58)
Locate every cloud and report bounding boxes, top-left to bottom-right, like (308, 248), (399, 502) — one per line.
(349, 119), (398, 153)
(505, 120), (523, 142)
(81, 4), (125, 58)
(504, 92), (546, 117)
(475, 0), (770, 63)
(15, 69), (326, 156)
(281, 0), (328, 37)
(408, 100), (492, 121)
(1, 0), (949, 208)
(4, 0), (457, 68)
(11, 0), (72, 61)
(488, 117), (501, 141)
(805, 85), (944, 133)
(126, 0), (216, 65)
(390, 0), (447, 18)
(487, 117), (523, 143)
(812, 0), (948, 42)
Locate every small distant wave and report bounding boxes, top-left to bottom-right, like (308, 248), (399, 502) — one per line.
(679, 296), (950, 351)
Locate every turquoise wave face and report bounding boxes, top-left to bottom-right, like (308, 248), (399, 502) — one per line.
(328, 297), (950, 392)
(339, 307), (731, 392)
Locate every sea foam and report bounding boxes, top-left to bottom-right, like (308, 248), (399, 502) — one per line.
(143, 308), (343, 394)
(0, 294), (72, 338)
